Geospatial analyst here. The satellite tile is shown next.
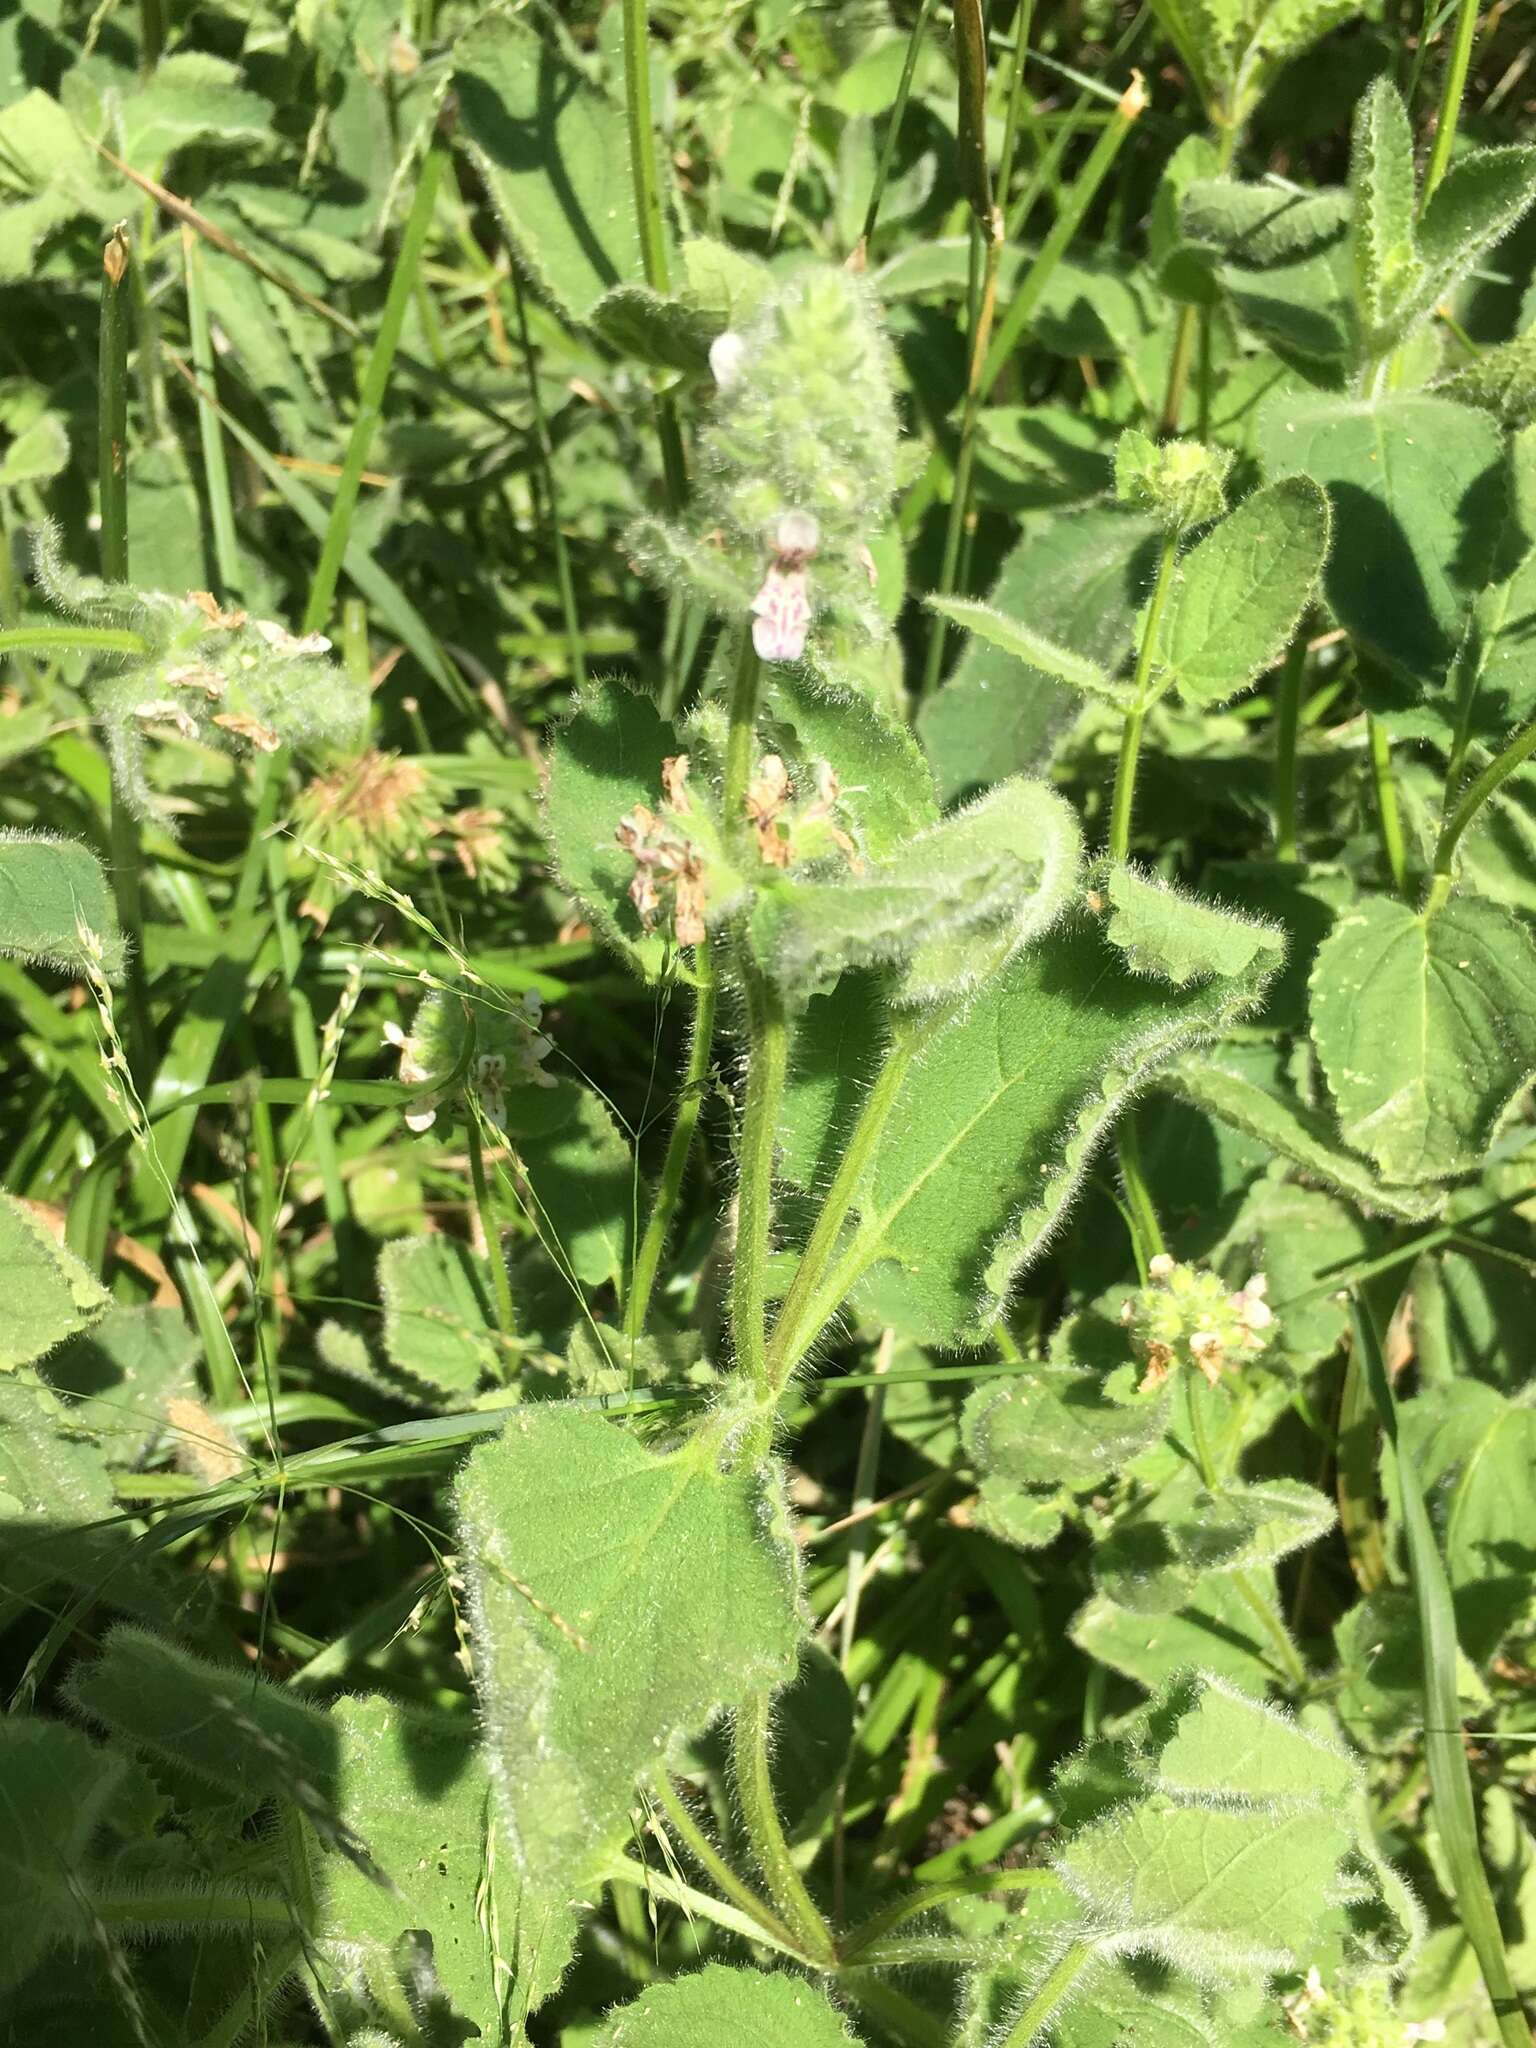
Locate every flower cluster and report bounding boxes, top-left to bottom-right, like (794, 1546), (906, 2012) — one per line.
(1282, 1969), (1445, 2046)
(615, 754), (718, 947)
(1121, 1252), (1273, 1392)
(744, 751), (859, 870)
(627, 262), (905, 672)
(1114, 429), (1233, 531)
(292, 750), (517, 921)
(30, 524), (366, 824)
(385, 984), (554, 1135)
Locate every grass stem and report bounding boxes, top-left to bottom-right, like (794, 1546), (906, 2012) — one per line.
(1366, 714), (1409, 897)
(1273, 632), (1307, 861)
(1107, 526), (1179, 862)
(625, 943), (718, 1340)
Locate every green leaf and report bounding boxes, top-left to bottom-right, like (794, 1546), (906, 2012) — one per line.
(1072, 1574), (1277, 1694)
(0, 410), (67, 487)
(1349, 78), (1422, 351)
(455, 16), (651, 324)
(0, 832), (125, 977)
(545, 686), (680, 980)
(590, 1965), (863, 2046)
(763, 666), (938, 861)
(1156, 477), (1330, 707)
(918, 505), (1159, 804)
(316, 1698), (525, 2033)
(750, 778), (1081, 1007)
(1183, 180), (1350, 269)
(504, 1077), (636, 1293)
(1097, 1468), (1336, 1615)
(0, 1192), (111, 1371)
(379, 1234), (503, 1400)
(67, 1625), (341, 1828)
(962, 1360), (1168, 1549)
(454, 1408), (801, 1974)
(1436, 324), (1536, 430)
(42, 1305), (197, 1449)
(0, 1718), (124, 1991)
(1162, 1053), (1442, 1222)
(786, 890), (1278, 1345)
(925, 596), (1125, 701)
(1309, 894), (1536, 1182)
(1411, 146), (1536, 341)
(1397, 1378), (1536, 1660)
(591, 283), (715, 372)
(1103, 867), (1283, 986)
(1260, 393), (1507, 686)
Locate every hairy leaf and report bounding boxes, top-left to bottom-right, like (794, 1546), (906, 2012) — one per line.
(316, 1697), (524, 2034)
(379, 1234), (503, 1399)
(1103, 867), (1283, 985)
(1260, 393), (1507, 686)
(750, 778), (1081, 1006)
(42, 1304), (198, 1450)
(0, 833), (124, 977)
(763, 666), (939, 860)
(454, 17), (651, 323)
(454, 1409), (800, 1976)
(0, 1194), (110, 1371)
(590, 1964), (862, 2045)
(1309, 894), (1536, 1182)
(1437, 325), (1536, 430)
(926, 596), (1126, 701)
(0, 1718), (124, 1990)
(919, 506), (1159, 802)
(545, 686), (680, 980)
(1157, 477), (1329, 706)
(1349, 79), (1421, 351)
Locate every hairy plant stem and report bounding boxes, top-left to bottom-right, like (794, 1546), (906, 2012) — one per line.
(998, 1937), (1094, 2045)
(1367, 714), (1409, 897)
(620, 0), (688, 509)
(1107, 527), (1180, 862)
(1419, 0), (1482, 209)
(1272, 631), (1308, 860)
(99, 223), (156, 1085)
(650, 1774), (801, 1951)
(466, 1114), (517, 1349)
(0, 625), (146, 657)
(860, 0), (935, 249)
(839, 1869), (1059, 1962)
(625, 941), (719, 1340)
(302, 134), (446, 637)
(732, 960), (788, 1395)
(1425, 708), (1536, 914)
(764, 1022), (922, 1392)
(1353, 1295), (1532, 2048)
(732, 1693), (836, 1966)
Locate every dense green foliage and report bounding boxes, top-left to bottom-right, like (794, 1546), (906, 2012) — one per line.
(2, 2), (1536, 2045)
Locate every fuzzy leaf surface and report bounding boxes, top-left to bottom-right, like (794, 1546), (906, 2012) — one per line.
(0, 1718), (124, 1990)
(379, 1234), (502, 1399)
(1103, 868), (1283, 986)
(1260, 394), (1506, 685)
(1156, 478), (1329, 706)
(1349, 79), (1421, 348)
(317, 1697), (526, 2034)
(0, 833), (123, 977)
(925, 597), (1125, 701)
(763, 666), (939, 859)
(545, 686), (679, 980)
(918, 506), (1158, 803)
(454, 17), (650, 323)
(786, 891), (1278, 1344)
(751, 778), (1080, 1006)
(590, 1965), (862, 2045)
(0, 1194), (110, 1371)
(1309, 894), (1536, 1182)
(455, 1410), (800, 1956)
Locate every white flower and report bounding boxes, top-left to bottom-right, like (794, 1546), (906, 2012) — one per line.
(709, 330), (747, 390)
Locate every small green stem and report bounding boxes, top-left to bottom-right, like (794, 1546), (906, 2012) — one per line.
(921, 203), (1006, 697)
(0, 625), (146, 657)
(606, 1850), (811, 1962)
(1107, 527), (1180, 862)
(1116, 1109), (1165, 1281)
(764, 1023), (921, 1391)
(722, 630), (763, 835)
(90, 1886), (293, 1935)
(982, 75), (1145, 397)
(626, 942), (719, 1340)
(467, 1114), (517, 1349)
(732, 961), (788, 1395)
(839, 1870), (1059, 1962)
(1273, 632), (1308, 861)
(1366, 714), (1409, 898)
(302, 135), (447, 637)
(732, 1692), (836, 1966)
(650, 1775), (800, 1950)
(1158, 306), (1198, 438)
(1426, 708), (1536, 915)
(861, 0), (936, 249)
(509, 265), (586, 688)
(998, 1938), (1094, 2046)
(1419, 0), (1482, 210)
(1353, 1295), (1532, 2048)
(182, 225), (243, 602)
